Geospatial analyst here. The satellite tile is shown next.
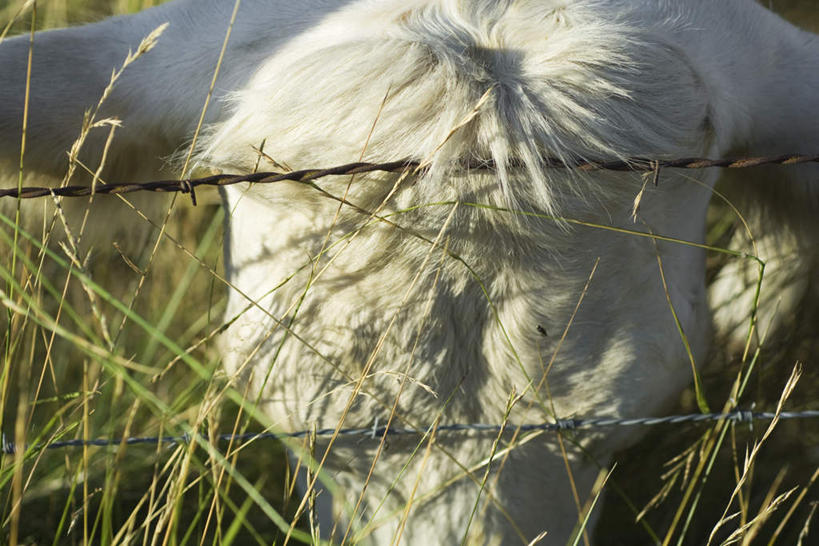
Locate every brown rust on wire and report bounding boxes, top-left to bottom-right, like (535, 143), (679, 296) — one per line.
(1, 154), (817, 200)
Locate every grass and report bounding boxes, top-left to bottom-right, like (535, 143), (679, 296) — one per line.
(0, 0), (817, 544)
(0, 2), (295, 544)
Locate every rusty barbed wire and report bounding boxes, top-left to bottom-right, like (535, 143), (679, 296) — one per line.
(1, 153), (817, 201)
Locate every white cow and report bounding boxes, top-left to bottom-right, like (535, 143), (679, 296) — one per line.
(1, 1), (817, 543)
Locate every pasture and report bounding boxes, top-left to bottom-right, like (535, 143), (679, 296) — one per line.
(0, 0), (818, 544)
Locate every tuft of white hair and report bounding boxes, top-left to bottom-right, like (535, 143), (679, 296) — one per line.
(201, 0), (709, 218)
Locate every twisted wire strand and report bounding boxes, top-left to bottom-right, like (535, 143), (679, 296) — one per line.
(2, 154), (818, 201)
(4, 409), (819, 455)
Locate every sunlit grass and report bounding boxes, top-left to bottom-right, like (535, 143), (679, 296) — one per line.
(0, 2), (295, 544)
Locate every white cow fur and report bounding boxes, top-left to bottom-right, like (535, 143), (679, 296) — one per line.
(1, 0), (817, 543)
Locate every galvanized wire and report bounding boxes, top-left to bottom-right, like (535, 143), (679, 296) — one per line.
(1, 154), (818, 202)
(4, 409), (819, 455)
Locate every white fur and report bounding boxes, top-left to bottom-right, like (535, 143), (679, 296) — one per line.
(1, 1), (817, 543)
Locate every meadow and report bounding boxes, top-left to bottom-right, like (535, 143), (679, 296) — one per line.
(0, 1), (817, 544)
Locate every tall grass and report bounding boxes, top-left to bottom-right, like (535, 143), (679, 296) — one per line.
(0, 2), (294, 544)
(0, 1), (816, 545)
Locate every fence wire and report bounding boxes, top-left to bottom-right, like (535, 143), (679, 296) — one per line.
(1, 153), (818, 203)
(2, 156), (818, 454)
(3, 409), (819, 455)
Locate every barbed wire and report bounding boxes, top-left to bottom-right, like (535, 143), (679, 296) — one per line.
(3, 409), (818, 455)
(1, 153), (818, 203)
(3, 156), (817, 454)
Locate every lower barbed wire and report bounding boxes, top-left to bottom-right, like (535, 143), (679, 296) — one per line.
(3, 409), (818, 455)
